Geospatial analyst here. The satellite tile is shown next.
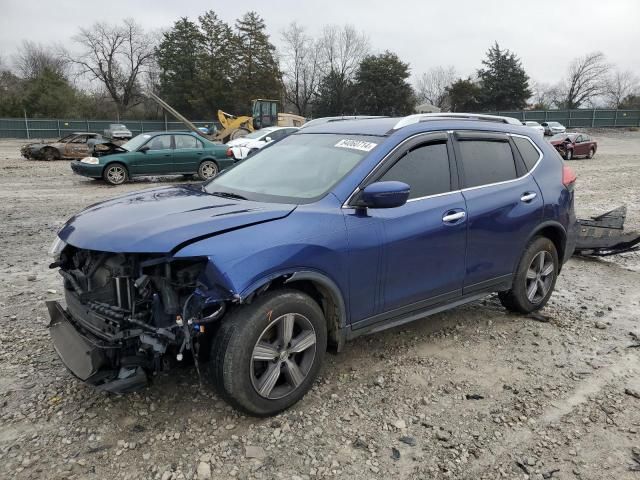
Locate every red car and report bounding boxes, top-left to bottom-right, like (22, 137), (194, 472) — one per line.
(550, 133), (597, 160)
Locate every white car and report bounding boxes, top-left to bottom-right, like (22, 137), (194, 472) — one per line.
(541, 121), (566, 136)
(226, 127), (299, 160)
(104, 123), (132, 140)
(522, 121), (545, 136)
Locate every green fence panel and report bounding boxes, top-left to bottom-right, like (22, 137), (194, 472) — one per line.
(2, 111), (639, 139)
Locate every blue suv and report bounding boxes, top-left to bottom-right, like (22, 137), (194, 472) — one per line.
(47, 114), (577, 416)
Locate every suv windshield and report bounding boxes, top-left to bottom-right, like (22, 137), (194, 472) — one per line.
(204, 133), (381, 203)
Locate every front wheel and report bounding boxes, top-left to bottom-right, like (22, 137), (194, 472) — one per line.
(499, 236), (559, 314)
(210, 289), (327, 416)
(103, 163), (128, 185)
(198, 160), (218, 180)
(565, 149), (573, 160)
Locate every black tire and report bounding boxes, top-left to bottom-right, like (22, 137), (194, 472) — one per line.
(210, 289), (327, 416)
(587, 148), (595, 159)
(499, 236), (559, 314)
(565, 149), (573, 160)
(103, 163), (129, 185)
(42, 147), (59, 161)
(198, 160), (218, 180)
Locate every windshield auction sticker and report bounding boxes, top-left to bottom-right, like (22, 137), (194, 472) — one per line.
(334, 139), (378, 152)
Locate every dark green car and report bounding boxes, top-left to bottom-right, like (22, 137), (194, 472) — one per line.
(70, 131), (232, 185)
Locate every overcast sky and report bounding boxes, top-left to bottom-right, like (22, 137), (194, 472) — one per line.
(1, 0), (639, 86)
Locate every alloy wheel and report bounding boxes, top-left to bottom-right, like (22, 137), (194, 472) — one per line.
(525, 251), (554, 304)
(107, 166), (125, 184)
(250, 313), (317, 400)
(200, 161), (218, 179)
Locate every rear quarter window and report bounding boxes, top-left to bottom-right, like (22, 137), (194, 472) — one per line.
(459, 140), (517, 188)
(512, 136), (541, 171)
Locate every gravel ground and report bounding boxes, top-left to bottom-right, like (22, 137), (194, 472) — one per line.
(1, 129), (640, 480)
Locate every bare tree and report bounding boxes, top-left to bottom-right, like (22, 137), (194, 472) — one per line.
(560, 52), (609, 109)
(14, 40), (68, 79)
(318, 24), (369, 80)
(605, 70), (639, 108)
(415, 66), (456, 110)
(280, 22), (321, 116)
(67, 19), (156, 114)
(529, 80), (559, 109)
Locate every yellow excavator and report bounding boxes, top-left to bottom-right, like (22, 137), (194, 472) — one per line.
(146, 92), (305, 143)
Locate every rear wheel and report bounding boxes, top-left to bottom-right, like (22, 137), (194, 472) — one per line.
(103, 163), (128, 185)
(587, 148), (595, 159)
(198, 160), (218, 180)
(210, 289), (327, 416)
(499, 236), (559, 314)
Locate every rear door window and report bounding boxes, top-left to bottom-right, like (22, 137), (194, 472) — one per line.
(512, 136), (541, 171)
(379, 142), (451, 199)
(458, 140), (517, 188)
(175, 135), (199, 149)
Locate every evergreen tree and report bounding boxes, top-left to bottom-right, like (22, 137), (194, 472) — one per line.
(477, 42), (531, 110)
(22, 67), (77, 117)
(156, 18), (204, 118)
(233, 12), (281, 113)
(353, 51), (415, 116)
(196, 11), (236, 115)
(314, 71), (354, 116)
(447, 78), (482, 112)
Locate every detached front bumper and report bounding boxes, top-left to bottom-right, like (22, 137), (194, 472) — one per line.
(70, 161), (103, 178)
(47, 301), (148, 393)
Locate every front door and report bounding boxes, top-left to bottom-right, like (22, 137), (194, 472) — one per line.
(64, 134), (91, 158)
(346, 133), (467, 328)
(454, 132), (544, 293)
(173, 134), (204, 173)
(134, 134), (174, 175)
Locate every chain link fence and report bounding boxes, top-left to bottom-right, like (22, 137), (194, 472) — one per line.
(0, 117), (218, 139)
(1, 110), (639, 139)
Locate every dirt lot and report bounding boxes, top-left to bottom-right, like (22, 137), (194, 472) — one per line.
(1, 129), (640, 480)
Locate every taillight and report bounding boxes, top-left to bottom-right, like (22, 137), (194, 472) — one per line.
(226, 148), (233, 158)
(562, 164), (576, 187)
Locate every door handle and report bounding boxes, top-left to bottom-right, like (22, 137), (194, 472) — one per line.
(442, 211), (466, 223)
(520, 192), (537, 202)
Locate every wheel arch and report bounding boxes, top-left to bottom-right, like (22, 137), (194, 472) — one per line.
(42, 146), (60, 159)
(240, 270), (348, 352)
(526, 221), (567, 270)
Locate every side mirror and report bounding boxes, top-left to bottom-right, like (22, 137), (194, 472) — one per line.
(359, 181), (410, 209)
(139, 145), (149, 153)
(264, 136), (272, 142)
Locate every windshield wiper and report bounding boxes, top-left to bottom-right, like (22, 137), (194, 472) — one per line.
(209, 191), (248, 200)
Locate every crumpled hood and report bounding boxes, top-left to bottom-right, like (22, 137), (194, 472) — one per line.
(58, 185), (296, 253)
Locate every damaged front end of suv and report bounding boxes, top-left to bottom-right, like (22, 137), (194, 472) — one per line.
(48, 242), (234, 393)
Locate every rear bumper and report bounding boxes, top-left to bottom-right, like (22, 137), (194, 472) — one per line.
(47, 301), (148, 393)
(70, 161), (102, 178)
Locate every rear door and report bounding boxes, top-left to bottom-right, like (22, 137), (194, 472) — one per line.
(173, 134), (204, 173)
(454, 131), (544, 293)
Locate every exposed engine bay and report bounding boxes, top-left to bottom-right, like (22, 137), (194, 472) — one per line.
(48, 245), (230, 393)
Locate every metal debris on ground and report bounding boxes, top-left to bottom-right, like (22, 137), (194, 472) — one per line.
(574, 206), (640, 256)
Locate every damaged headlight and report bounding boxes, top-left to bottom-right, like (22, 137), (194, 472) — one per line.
(80, 157), (100, 165)
(49, 236), (67, 261)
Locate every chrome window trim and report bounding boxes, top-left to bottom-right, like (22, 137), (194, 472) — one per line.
(342, 131), (543, 209)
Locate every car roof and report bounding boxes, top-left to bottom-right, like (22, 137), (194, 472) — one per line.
(298, 114), (535, 137)
(300, 118), (399, 135)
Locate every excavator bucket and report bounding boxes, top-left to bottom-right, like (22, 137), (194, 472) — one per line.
(574, 206), (640, 256)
